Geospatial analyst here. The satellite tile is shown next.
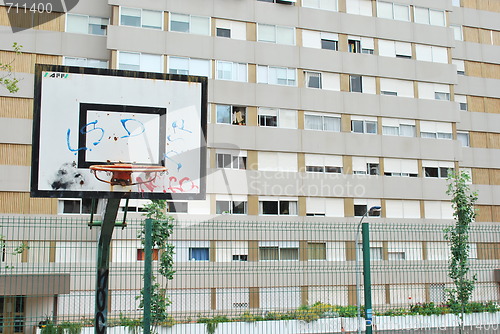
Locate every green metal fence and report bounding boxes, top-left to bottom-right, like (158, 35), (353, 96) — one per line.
(1, 216), (499, 333)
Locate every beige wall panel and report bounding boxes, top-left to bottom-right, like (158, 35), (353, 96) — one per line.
(465, 61), (482, 77)
(487, 133), (500, 149)
(462, 0), (477, 9)
(338, 34), (348, 52)
(347, 285), (357, 305)
(343, 156), (353, 174)
(29, 198), (57, 215)
(297, 152), (305, 172)
(492, 30), (500, 46)
(246, 22), (256, 42)
(345, 241), (355, 261)
(0, 144), (31, 165)
(340, 74), (350, 92)
(470, 132), (488, 148)
(472, 168), (490, 184)
(344, 198), (354, 217)
(0, 192), (29, 213)
(477, 243), (499, 260)
(111, 6), (119, 26)
(338, 0), (346, 12)
(298, 196), (306, 217)
(484, 97), (500, 113)
(247, 150), (258, 170)
(0, 51), (32, 73)
(490, 169), (500, 185)
(248, 195), (258, 215)
(475, 205), (492, 222)
(468, 96), (485, 113)
(248, 64), (256, 84)
(490, 0), (500, 12)
(477, 0), (490, 11)
(0, 8), (33, 28)
(463, 26), (479, 43)
(0, 97), (33, 119)
(478, 29), (492, 44)
(492, 206), (500, 222)
(34, 12), (64, 31)
(341, 114), (351, 132)
(36, 54), (61, 66)
(248, 241), (258, 262)
(249, 287), (259, 308)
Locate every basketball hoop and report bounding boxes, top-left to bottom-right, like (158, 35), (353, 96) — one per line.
(90, 164), (167, 186)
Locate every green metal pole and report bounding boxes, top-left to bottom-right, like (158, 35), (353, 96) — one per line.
(362, 222), (373, 334)
(143, 218), (153, 334)
(95, 198), (121, 334)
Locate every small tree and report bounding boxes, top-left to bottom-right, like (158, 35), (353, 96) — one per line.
(137, 200), (176, 331)
(0, 42), (22, 93)
(444, 170), (478, 332)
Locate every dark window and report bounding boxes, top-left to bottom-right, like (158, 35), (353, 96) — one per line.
(348, 40), (361, 53)
(424, 167), (439, 178)
(279, 201), (292, 215)
(232, 106), (246, 125)
(350, 75), (362, 93)
(232, 201), (247, 214)
(367, 163), (379, 175)
(171, 21), (189, 33)
(259, 115), (278, 127)
(352, 120), (364, 133)
(440, 167), (449, 178)
(306, 166), (324, 173)
(233, 254), (248, 261)
(63, 200), (80, 214)
(457, 70), (465, 75)
(81, 199), (93, 214)
(216, 27), (231, 38)
(354, 204), (367, 217)
(381, 91), (397, 96)
(325, 166), (342, 173)
(321, 39), (338, 50)
(232, 156), (247, 169)
(396, 54), (411, 59)
(262, 201), (279, 215)
(189, 248), (209, 261)
(459, 103), (467, 111)
(217, 153), (232, 168)
(306, 72), (321, 88)
(362, 48), (374, 54)
(167, 202), (188, 213)
(216, 201), (230, 214)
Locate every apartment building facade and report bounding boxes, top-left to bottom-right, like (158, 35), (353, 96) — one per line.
(1, 0), (500, 331)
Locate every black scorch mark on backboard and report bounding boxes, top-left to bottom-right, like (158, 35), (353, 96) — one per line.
(50, 162), (85, 190)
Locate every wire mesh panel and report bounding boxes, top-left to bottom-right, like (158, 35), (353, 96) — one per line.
(1, 217), (500, 333)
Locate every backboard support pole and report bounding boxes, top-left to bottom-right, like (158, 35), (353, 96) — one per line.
(95, 198), (121, 334)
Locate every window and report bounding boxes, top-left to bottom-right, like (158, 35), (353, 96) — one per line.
(457, 132), (470, 147)
(257, 24), (295, 45)
(305, 154), (343, 174)
(63, 57), (108, 69)
(383, 158), (418, 177)
(423, 161), (454, 178)
(233, 255), (248, 261)
(259, 242), (299, 261)
(308, 243), (327, 260)
(120, 7), (163, 29)
(216, 151), (247, 169)
(420, 121), (453, 139)
(168, 57), (210, 77)
(215, 19), (247, 40)
(170, 13), (210, 35)
(382, 118), (416, 137)
(321, 37), (338, 50)
(216, 61), (247, 82)
(258, 152), (298, 172)
(453, 59), (465, 75)
(354, 199), (381, 217)
(451, 25), (463, 41)
(379, 78), (414, 98)
(216, 199), (247, 215)
(166, 202), (188, 213)
(351, 116), (377, 134)
(120, 199), (149, 213)
(370, 246), (383, 260)
(348, 39), (361, 53)
(388, 251), (405, 260)
(137, 249), (159, 261)
(66, 13), (108, 35)
(348, 36), (375, 55)
(302, 30), (338, 50)
(385, 200), (421, 218)
(189, 247), (209, 261)
(258, 108), (297, 128)
(377, 2), (410, 21)
(118, 52), (163, 72)
(414, 7), (446, 27)
(420, 81), (453, 98)
(305, 71), (322, 88)
(304, 113), (341, 132)
(415, 44), (448, 63)
(350, 75), (362, 92)
(349, 75), (376, 94)
(216, 105), (246, 125)
(346, 0), (372, 16)
(424, 201), (454, 219)
(306, 198), (345, 217)
(257, 65), (296, 86)
(302, 0), (338, 11)
(378, 40), (412, 59)
(58, 199), (94, 214)
(352, 157), (380, 175)
(259, 198), (298, 215)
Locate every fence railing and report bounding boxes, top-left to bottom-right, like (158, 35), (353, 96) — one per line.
(1, 216), (499, 333)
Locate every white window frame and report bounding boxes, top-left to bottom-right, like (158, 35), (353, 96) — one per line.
(216, 196), (248, 215)
(381, 118), (416, 137)
(457, 132), (470, 147)
(63, 57), (108, 69)
(216, 105), (247, 125)
(118, 51), (163, 72)
(259, 241), (300, 261)
(259, 198), (298, 216)
(66, 13), (109, 35)
(351, 116), (378, 134)
(305, 71), (322, 89)
(168, 56), (211, 77)
(305, 154), (343, 174)
(377, 1), (410, 22)
(414, 7), (446, 27)
(119, 7), (163, 30)
(451, 25), (463, 41)
(169, 13), (211, 35)
(257, 65), (297, 86)
(216, 150), (247, 170)
(257, 23), (295, 45)
(302, 0), (338, 12)
(216, 61), (247, 82)
(58, 198), (95, 215)
(258, 108), (298, 129)
(304, 113), (341, 132)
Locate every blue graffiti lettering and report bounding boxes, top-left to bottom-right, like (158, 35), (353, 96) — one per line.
(172, 119), (192, 134)
(120, 119), (145, 138)
(164, 150), (183, 172)
(66, 120), (105, 154)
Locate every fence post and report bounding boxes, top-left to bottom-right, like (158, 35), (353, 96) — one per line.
(143, 218), (153, 334)
(362, 222), (373, 334)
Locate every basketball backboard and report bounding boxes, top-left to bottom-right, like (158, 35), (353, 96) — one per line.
(31, 64), (207, 199)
